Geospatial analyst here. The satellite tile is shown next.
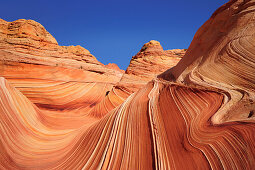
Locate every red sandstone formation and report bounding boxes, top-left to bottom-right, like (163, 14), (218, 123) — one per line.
(105, 63), (124, 73)
(90, 40), (185, 117)
(0, 19), (124, 113)
(0, 0), (254, 169)
(159, 0), (255, 125)
(0, 19), (184, 117)
(120, 40), (184, 93)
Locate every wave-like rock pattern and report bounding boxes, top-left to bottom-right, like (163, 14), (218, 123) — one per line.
(0, 18), (125, 117)
(118, 40), (185, 94)
(0, 0), (255, 169)
(1, 77), (254, 169)
(0, 19), (183, 118)
(90, 40), (185, 117)
(78, 40), (185, 118)
(160, 0), (255, 125)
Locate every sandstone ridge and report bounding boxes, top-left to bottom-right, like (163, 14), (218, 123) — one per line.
(1, 1), (254, 168)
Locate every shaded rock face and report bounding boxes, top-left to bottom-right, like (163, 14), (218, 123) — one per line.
(0, 0), (254, 169)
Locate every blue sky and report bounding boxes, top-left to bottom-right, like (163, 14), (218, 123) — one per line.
(1, 0), (229, 69)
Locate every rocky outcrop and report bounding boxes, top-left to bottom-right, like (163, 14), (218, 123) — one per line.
(159, 0), (255, 125)
(0, 19), (104, 68)
(0, 19), (182, 117)
(89, 40), (185, 117)
(105, 63), (124, 73)
(0, 19), (58, 46)
(123, 40), (185, 92)
(0, 19), (123, 112)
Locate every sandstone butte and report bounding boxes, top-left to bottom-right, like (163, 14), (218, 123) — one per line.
(0, 0), (254, 169)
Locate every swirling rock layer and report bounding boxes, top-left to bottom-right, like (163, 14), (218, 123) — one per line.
(77, 40), (185, 117)
(0, 0), (255, 169)
(0, 18), (125, 115)
(0, 19), (183, 118)
(118, 40), (185, 94)
(93, 40), (185, 117)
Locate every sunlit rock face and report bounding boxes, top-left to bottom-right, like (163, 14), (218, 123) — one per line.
(0, 19), (184, 118)
(90, 40), (185, 117)
(118, 40), (185, 94)
(159, 0), (255, 125)
(0, 0), (254, 169)
(0, 18), (124, 114)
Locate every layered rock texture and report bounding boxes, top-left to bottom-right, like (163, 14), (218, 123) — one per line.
(0, 19), (183, 118)
(0, 0), (255, 169)
(90, 40), (185, 117)
(119, 40), (185, 93)
(0, 19), (125, 115)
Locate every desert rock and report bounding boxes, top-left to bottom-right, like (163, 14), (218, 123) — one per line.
(0, 0), (254, 169)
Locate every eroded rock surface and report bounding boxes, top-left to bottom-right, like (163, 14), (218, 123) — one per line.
(0, 19), (124, 112)
(90, 40), (185, 117)
(0, 0), (254, 169)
